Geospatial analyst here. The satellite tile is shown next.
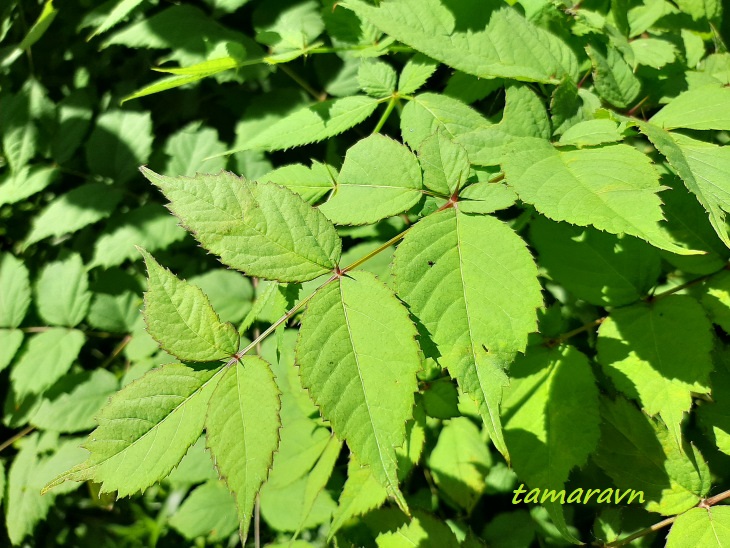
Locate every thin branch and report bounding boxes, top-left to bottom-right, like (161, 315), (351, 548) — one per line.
(99, 335), (132, 370)
(601, 515), (676, 547)
(278, 64), (325, 101)
(0, 426), (35, 454)
(372, 96), (398, 133)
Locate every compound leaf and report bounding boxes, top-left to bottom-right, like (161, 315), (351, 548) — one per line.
(393, 210), (542, 460)
(343, 0), (578, 82)
(296, 271), (421, 510)
(319, 134), (422, 225)
(501, 138), (692, 255)
(43, 363), (222, 497)
(597, 296), (714, 447)
(205, 356), (281, 543)
(141, 169), (342, 282)
(140, 249), (239, 362)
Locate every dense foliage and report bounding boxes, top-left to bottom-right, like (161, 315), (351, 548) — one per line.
(1, 0), (730, 546)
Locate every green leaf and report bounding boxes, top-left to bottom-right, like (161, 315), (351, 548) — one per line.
(418, 130), (470, 196)
(188, 269), (253, 326)
(597, 296), (713, 446)
(701, 271), (730, 333)
(90, 204), (187, 269)
(35, 254), (91, 327)
(17, 0), (57, 51)
(89, 0), (145, 38)
(258, 161), (336, 204)
(423, 377), (460, 419)
(10, 328), (85, 400)
(375, 511), (460, 547)
(650, 87), (730, 130)
(593, 396), (710, 515)
(0, 329), (23, 373)
(139, 249), (239, 362)
(329, 457), (387, 539)
(696, 350), (730, 455)
(639, 124), (730, 248)
(85, 110), (153, 184)
(166, 436), (218, 488)
(501, 138), (693, 255)
(296, 435), (343, 535)
(398, 53), (438, 95)
(31, 369), (118, 433)
(550, 78), (602, 136)
(297, 270), (421, 510)
(43, 362), (222, 497)
(121, 59), (240, 103)
(224, 95), (379, 153)
(586, 43), (641, 109)
(0, 91), (37, 171)
(0, 253), (31, 328)
(659, 171), (730, 274)
(87, 291), (141, 333)
(456, 180), (517, 214)
(7, 434), (86, 545)
(429, 417), (491, 512)
(502, 345), (600, 489)
(205, 356), (281, 542)
(667, 507), (730, 548)
(319, 134), (423, 225)
(164, 122), (227, 176)
(168, 480), (239, 541)
(529, 216), (661, 307)
(0, 165), (58, 206)
(400, 92), (490, 150)
(52, 90), (93, 164)
(25, 183), (123, 247)
(460, 84), (551, 166)
(254, 0), (324, 55)
(673, 0), (722, 20)
(358, 59), (397, 98)
(629, 37), (677, 69)
(444, 71), (503, 104)
(557, 119), (624, 148)
(393, 210), (542, 460)
(141, 169), (342, 282)
(343, 0), (578, 82)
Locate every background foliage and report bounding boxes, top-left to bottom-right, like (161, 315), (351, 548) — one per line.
(1, 0), (730, 546)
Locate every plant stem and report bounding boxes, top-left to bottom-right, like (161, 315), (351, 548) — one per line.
(278, 64), (324, 101)
(0, 425), (35, 454)
(342, 229), (410, 273)
(372, 96), (398, 133)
